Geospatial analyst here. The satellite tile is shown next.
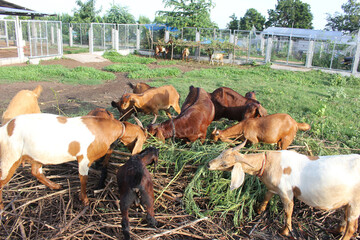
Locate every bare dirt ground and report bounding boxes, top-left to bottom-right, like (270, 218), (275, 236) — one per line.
(0, 57), (210, 116)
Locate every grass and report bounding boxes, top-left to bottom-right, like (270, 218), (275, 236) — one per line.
(128, 67), (182, 79)
(103, 63), (148, 72)
(0, 65), (115, 85)
(139, 64), (360, 227)
(63, 46), (89, 54)
(103, 51), (156, 64)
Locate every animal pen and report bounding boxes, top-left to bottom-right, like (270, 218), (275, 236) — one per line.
(1, 18), (360, 75)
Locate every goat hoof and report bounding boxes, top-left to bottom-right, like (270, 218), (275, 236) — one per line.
(256, 206), (266, 215)
(279, 227), (290, 236)
(81, 197), (90, 206)
(51, 183), (62, 190)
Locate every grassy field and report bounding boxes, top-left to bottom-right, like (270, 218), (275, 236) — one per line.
(1, 53), (359, 237)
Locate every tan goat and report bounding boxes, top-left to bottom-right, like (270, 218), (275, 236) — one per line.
(2, 85), (43, 125)
(119, 85), (181, 124)
(211, 113), (310, 149)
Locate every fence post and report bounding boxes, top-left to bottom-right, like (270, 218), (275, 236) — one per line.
(57, 27), (63, 56)
(69, 25), (73, 47)
(195, 30), (201, 61)
(51, 25), (55, 44)
(351, 30), (360, 74)
(89, 24), (93, 53)
(15, 17), (24, 60)
(114, 28), (119, 51)
(111, 28), (115, 49)
(136, 27), (140, 50)
(305, 40), (314, 68)
(4, 20), (9, 47)
(260, 34), (265, 56)
(165, 30), (169, 42)
(265, 36), (272, 63)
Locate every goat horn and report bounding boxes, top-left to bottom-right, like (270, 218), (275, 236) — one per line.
(133, 116), (144, 129)
(233, 139), (247, 152)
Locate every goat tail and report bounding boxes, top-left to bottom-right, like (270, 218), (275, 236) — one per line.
(297, 122), (311, 131)
(129, 162), (144, 189)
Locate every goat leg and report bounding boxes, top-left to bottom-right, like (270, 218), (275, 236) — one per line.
(31, 162), (61, 190)
(0, 159), (23, 210)
(279, 197), (294, 236)
(140, 183), (157, 227)
(257, 191), (274, 214)
(95, 150), (112, 190)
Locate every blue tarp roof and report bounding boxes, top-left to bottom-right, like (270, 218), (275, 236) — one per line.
(262, 27), (343, 41)
(143, 24), (178, 32)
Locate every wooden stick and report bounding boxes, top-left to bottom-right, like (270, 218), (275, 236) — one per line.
(143, 217), (208, 240)
(53, 205), (89, 237)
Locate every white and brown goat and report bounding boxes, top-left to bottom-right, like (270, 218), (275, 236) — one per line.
(208, 140), (360, 240)
(211, 113), (310, 149)
(0, 113), (126, 209)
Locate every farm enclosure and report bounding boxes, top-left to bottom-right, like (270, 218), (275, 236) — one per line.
(0, 54), (359, 239)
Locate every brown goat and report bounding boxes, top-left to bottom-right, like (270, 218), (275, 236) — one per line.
(210, 87), (267, 121)
(112, 83), (152, 121)
(182, 48), (190, 61)
(211, 113), (311, 149)
(117, 147), (158, 240)
(113, 85), (181, 124)
(147, 87), (215, 143)
(2, 85), (43, 125)
(127, 82), (153, 94)
(87, 108), (146, 155)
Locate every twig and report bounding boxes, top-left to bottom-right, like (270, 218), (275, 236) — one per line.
(143, 217), (208, 240)
(52, 205), (89, 238)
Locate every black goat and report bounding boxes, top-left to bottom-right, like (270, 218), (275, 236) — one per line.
(117, 147), (159, 240)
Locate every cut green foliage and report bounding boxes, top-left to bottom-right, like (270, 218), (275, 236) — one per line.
(103, 63), (148, 72)
(157, 60), (179, 65)
(103, 51), (156, 64)
(128, 67), (182, 79)
(0, 65), (115, 85)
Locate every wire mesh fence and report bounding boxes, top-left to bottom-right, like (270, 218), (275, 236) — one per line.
(20, 20), (62, 58)
(0, 19), (17, 58)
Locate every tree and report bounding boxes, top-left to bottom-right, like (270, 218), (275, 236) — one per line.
(157, 0), (217, 29)
(103, 4), (136, 24)
(137, 15), (151, 24)
(73, 0), (102, 23)
(227, 14), (239, 33)
(240, 8), (266, 31)
(326, 0), (360, 33)
(266, 0), (313, 29)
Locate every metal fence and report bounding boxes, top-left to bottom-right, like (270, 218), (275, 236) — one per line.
(0, 19), (17, 58)
(1, 19), (360, 75)
(20, 20), (62, 58)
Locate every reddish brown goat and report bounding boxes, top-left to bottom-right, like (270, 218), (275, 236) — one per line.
(211, 113), (311, 149)
(210, 87), (267, 121)
(147, 87), (215, 143)
(155, 45), (169, 58)
(117, 147), (159, 240)
(114, 85), (181, 124)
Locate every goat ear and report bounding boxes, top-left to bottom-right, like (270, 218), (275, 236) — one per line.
(258, 105), (268, 117)
(230, 163), (245, 190)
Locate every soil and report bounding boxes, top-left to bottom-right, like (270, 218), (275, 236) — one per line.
(0, 57), (212, 116)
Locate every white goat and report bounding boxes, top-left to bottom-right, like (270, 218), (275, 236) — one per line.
(0, 113), (126, 209)
(208, 140), (360, 240)
(210, 53), (224, 65)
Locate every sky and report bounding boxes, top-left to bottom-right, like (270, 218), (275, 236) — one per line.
(6, 0), (349, 30)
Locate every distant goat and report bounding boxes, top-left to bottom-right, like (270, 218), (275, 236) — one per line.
(2, 85), (43, 125)
(112, 85), (181, 124)
(210, 53), (224, 65)
(182, 48), (190, 61)
(211, 113), (310, 149)
(0, 113), (126, 208)
(155, 45), (169, 58)
(208, 140), (360, 240)
(117, 147), (159, 240)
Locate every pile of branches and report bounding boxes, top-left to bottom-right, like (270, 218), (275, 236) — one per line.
(0, 149), (351, 239)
